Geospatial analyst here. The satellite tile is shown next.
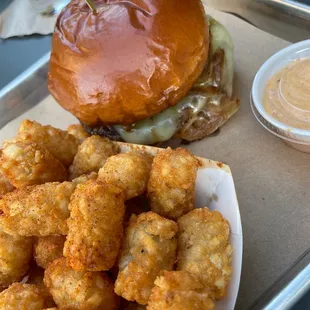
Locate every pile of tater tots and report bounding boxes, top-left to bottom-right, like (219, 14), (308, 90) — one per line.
(0, 119), (232, 310)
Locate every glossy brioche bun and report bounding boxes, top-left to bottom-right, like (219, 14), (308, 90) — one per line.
(48, 0), (209, 126)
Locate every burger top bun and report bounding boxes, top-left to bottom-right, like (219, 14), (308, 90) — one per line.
(48, 0), (209, 126)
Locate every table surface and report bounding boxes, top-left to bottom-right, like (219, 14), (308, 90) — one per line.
(0, 2), (309, 310)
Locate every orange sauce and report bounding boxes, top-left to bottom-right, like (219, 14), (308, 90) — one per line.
(264, 58), (310, 129)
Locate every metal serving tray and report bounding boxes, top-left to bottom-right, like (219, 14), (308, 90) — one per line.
(0, 0), (310, 309)
(0, 50), (309, 310)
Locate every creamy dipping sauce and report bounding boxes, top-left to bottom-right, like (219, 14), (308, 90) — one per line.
(263, 58), (310, 130)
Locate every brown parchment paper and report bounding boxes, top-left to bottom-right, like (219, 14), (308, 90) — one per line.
(198, 5), (310, 309)
(0, 5), (309, 310)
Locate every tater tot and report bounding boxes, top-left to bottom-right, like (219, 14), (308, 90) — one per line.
(69, 136), (119, 180)
(0, 173), (15, 199)
(64, 180), (125, 271)
(147, 148), (198, 220)
(98, 152), (153, 200)
(17, 119), (79, 167)
(0, 283), (47, 310)
(115, 212), (178, 305)
(67, 124), (90, 143)
(0, 181), (76, 236)
(0, 141), (67, 188)
(147, 271), (215, 310)
(44, 257), (119, 310)
(177, 208), (232, 300)
(0, 226), (33, 290)
(34, 236), (66, 269)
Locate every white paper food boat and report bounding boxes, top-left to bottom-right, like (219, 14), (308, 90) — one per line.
(119, 142), (243, 310)
(0, 101), (243, 310)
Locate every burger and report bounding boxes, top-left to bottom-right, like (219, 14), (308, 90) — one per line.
(48, 0), (239, 145)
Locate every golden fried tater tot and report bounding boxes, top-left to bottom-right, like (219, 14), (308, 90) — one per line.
(98, 152), (153, 200)
(115, 212), (178, 305)
(64, 180), (125, 271)
(147, 148), (198, 220)
(147, 271), (215, 310)
(67, 124), (90, 143)
(0, 226), (33, 290)
(44, 257), (119, 310)
(177, 208), (232, 300)
(0, 173), (14, 199)
(17, 119), (79, 167)
(0, 283), (47, 310)
(34, 236), (66, 269)
(0, 141), (67, 188)
(0, 182), (75, 236)
(69, 136), (119, 180)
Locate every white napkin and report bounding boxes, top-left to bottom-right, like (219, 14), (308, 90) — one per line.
(0, 0), (64, 39)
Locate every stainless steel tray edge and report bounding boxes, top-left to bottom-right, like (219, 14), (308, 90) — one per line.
(0, 52), (309, 310)
(0, 52), (50, 129)
(250, 248), (310, 309)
